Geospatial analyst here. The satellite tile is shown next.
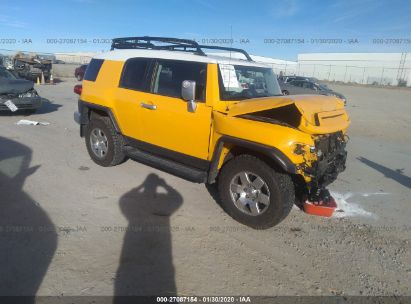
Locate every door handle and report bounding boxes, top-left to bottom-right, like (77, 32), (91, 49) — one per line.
(140, 102), (157, 110)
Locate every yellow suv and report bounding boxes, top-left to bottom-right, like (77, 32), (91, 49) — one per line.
(74, 37), (350, 229)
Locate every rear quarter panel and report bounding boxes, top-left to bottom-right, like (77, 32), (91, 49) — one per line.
(81, 60), (124, 109)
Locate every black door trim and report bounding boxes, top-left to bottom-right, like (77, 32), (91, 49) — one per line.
(124, 136), (210, 171)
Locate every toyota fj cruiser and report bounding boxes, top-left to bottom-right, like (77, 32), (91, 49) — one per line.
(74, 37), (349, 229)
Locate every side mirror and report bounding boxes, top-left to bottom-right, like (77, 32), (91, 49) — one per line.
(181, 80), (197, 113)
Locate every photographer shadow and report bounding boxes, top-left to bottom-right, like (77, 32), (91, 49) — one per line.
(114, 173), (183, 299)
(0, 136), (57, 301)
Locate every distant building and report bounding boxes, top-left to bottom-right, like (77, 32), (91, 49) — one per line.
(54, 52), (98, 64)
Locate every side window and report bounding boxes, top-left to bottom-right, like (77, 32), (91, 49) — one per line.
(152, 60), (207, 101)
(120, 58), (150, 91)
(84, 59), (104, 81)
(302, 81), (312, 89)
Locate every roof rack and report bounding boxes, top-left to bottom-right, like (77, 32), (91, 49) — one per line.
(110, 36), (253, 62)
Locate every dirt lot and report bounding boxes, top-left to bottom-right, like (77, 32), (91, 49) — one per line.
(0, 80), (410, 297)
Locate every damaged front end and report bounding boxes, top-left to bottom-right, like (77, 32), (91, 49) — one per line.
(0, 77), (42, 111)
(300, 131), (347, 201)
(230, 95), (350, 205)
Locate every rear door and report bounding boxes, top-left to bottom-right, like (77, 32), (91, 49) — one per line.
(288, 80), (306, 94)
(288, 80), (314, 94)
(301, 81), (317, 94)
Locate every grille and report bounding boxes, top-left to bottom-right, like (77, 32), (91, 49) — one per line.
(315, 132), (345, 159)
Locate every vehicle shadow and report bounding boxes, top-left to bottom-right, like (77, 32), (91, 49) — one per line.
(357, 157), (411, 189)
(0, 136), (57, 300)
(34, 98), (62, 114)
(114, 173), (183, 300)
(0, 98), (61, 116)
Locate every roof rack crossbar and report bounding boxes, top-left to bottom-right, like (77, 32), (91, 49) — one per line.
(110, 36), (253, 62)
(198, 45), (253, 62)
(111, 36), (205, 54)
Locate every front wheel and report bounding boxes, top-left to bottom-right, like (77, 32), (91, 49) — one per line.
(218, 155), (295, 229)
(85, 116), (126, 167)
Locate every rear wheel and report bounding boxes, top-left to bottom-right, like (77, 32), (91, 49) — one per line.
(85, 115), (126, 167)
(218, 155), (295, 229)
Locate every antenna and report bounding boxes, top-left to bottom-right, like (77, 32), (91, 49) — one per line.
(225, 25), (233, 111)
(229, 25), (233, 62)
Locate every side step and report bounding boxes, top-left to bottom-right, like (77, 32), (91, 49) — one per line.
(123, 146), (207, 183)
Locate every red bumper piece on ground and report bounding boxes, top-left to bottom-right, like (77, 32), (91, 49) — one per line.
(303, 196), (337, 217)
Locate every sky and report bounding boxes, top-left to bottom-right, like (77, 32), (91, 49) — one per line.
(0, 0), (411, 60)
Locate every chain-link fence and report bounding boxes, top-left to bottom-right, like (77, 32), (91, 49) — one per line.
(2, 48), (411, 86)
(267, 62), (410, 87)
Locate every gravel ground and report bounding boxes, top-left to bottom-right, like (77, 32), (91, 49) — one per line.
(0, 80), (410, 297)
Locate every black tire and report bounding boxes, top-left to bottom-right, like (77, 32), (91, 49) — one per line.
(76, 74), (82, 81)
(85, 115), (126, 167)
(218, 154), (295, 229)
(282, 90), (289, 95)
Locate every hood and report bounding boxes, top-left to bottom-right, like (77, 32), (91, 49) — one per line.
(0, 78), (34, 95)
(331, 92), (346, 99)
(228, 94), (350, 134)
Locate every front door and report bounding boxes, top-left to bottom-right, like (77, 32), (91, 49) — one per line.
(138, 59), (212, 165)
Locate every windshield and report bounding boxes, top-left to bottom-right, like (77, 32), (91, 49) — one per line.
(0, 68), (17, 80)
(219, 64), (282, 100)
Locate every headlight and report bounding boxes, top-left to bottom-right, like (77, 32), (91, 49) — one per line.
(18, 90), (38, 98)
(293, 143), (316, 155)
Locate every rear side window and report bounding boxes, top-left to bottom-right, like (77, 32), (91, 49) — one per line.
(291, 81), (302, 87)
(84, 59), (104, 81)
(152, 60), (207, 101)
(119, 58), (150, 91)
(302, 82), (313, 89)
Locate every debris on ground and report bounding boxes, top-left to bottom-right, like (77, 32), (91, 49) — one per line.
(16, 119), (50, 126)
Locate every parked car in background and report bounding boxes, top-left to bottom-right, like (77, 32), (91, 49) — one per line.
(0, 67), (42, 113)
(12, 53), (52, 82)
(278, 75), (320, 84)
(75, 64), (88, 81)
(279, 79), (347, 104)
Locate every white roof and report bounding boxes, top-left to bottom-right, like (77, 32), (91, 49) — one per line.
(208, 52), (297, 66)
(94, 49), (270, 67)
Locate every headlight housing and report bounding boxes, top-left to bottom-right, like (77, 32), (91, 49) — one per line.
(18, 89), (38, 98)
(293, 143), (316, 155)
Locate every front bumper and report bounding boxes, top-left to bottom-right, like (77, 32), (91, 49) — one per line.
(0, 96), (42, 111)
